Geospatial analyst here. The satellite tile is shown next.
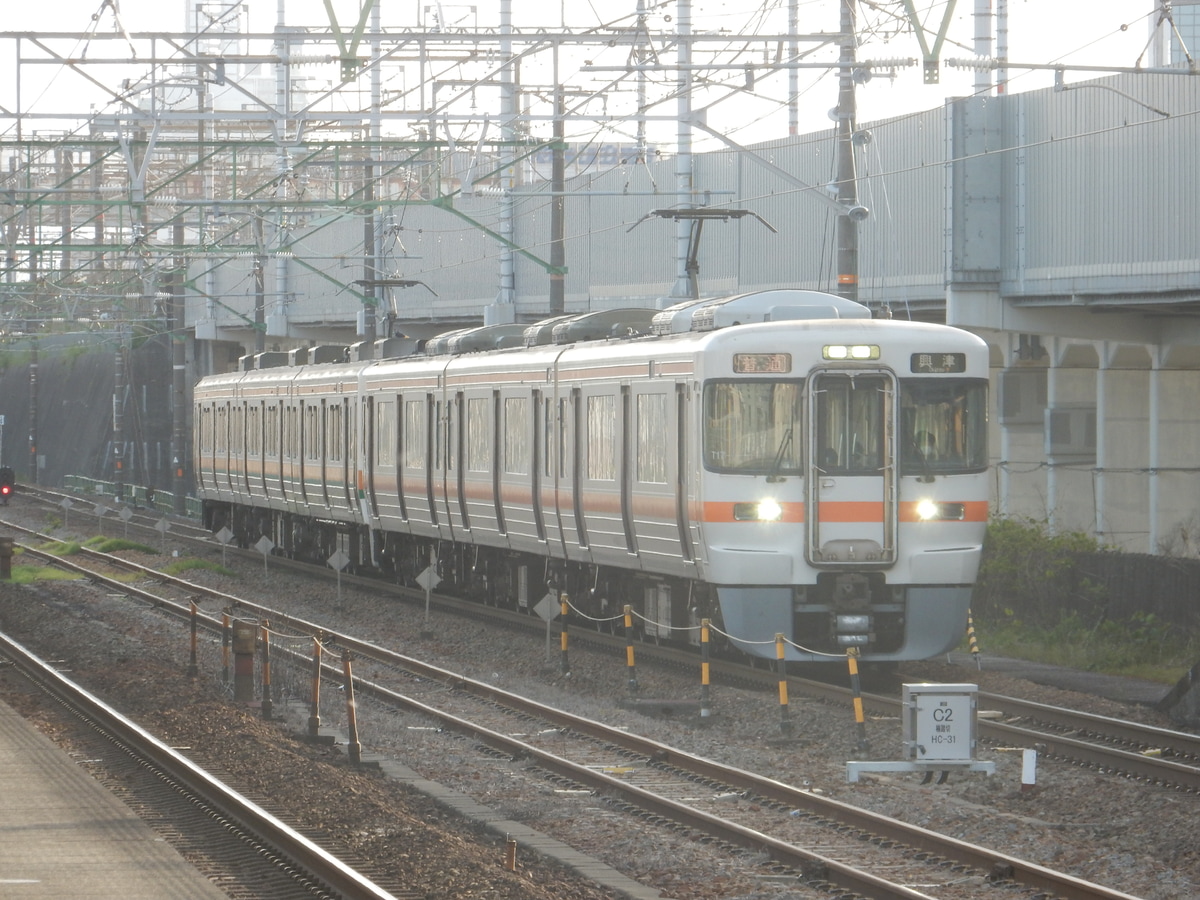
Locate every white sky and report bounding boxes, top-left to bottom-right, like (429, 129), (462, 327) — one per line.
(0, 1), (1172, 147)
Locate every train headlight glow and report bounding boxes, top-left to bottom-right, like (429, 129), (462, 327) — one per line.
(916, 498), (941, 521)
(733, 498), (784, 522)
(823, 344), (880, 360)
(915, 500), (966, 521)
(757, 497), (783, 521)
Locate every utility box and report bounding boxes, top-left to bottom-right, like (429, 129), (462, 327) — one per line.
(846, 682), (994, 783)
(903, 683), (979, 763)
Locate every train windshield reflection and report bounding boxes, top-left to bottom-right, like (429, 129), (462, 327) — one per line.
(703, 381), (803, 473)
(899, 380), (988, 474)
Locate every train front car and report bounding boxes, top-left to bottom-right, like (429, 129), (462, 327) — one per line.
(695, 318), (989, 663)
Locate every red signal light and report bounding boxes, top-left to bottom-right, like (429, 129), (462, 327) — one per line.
(0, 485), (10, 496)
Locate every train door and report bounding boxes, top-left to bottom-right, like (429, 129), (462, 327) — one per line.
(424, 393), (438, 526)
(674, 383), (695, 561)
(299, 400), (311, 507)
(619, 385), (637, 554)
(256, 401), (270, 500)
(807, 370), (897, 566)
(319, 398), (331, 508)
(217, 401), (231, 494)
(342, 398), (355, 510)
(570, 387), (587, 548)
(452, 392), (469, 531)
(531, 389), (546, 543)
(365, 395), (378, 519)
(491, 391), (506, 535)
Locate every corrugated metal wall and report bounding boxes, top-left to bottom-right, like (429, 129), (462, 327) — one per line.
(1007, 73), (1200, 296)
(189, 71), (1200, 335)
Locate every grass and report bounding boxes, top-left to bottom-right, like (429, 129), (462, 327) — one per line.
(163, 558), (234, 578)
(6, 565), (83, 584)
(82, 536), (158, 554)
(38, 540), (82, 555)
(967, 611), (1199, 685)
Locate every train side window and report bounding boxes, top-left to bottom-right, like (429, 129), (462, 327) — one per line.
(636, 392), (669, 483)
(402, 399), (424, 468)
(264, 405), (278, 457)
(303, 404), (319, 461)
(246, 405), (260, 457)
(504, 396), (529, 474)
(587, 394), (616, 480)
(466, 396), (490, 471)
(328, 403), (343, 462)
(375, 400), (395, 466)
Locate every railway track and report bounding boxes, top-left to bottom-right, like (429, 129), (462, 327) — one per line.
(0, 628), (407, 900)
(0, 514), (1157, 900)
(10, 486), (1200, 792)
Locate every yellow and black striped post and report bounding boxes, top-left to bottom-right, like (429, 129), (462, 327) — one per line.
(624, 605), (639, 693)
(775, 634), (792, 736)
(308, 635), (323, 737)
(260, 620), (273, 720)
(560, 593), (570, 675)
(966, 609), (982, 670)
(699, 619), (712, 720)
(846, 648), (871, 757)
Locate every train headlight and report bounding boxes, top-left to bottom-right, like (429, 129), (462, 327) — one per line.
(733, 498), (784, 522)
(823, 344), (880, 360)
(915, 499), (966, 521)
(757, 497), (783, 522)
(916, 498), (940, 521)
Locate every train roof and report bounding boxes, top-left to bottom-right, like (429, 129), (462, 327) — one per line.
(197, 290), (989, 392)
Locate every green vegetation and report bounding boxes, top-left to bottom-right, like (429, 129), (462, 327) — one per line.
(5, 565), (83, 584)
(163, 558), (234, 578)
(83, 537), (158, 555)
(39, 540), (82, 555)
(967, 611), (1197, 685)
(969, 517), (1198, 684)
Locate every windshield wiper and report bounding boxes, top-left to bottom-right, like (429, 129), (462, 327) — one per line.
(766, 428), (793, 483)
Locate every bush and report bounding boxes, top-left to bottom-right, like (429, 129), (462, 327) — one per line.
(971, 517), (1106, 629)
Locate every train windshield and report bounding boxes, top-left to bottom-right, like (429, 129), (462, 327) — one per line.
(814, 374), (888, 473)
(899, 379), (988, 474)
(703, 380), (804, 474)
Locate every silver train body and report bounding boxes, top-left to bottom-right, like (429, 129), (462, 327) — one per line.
(195, 290), (990, 662)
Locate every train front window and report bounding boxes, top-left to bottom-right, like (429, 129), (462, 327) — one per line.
(814, 374), (887, 473)
(900, 379), (988, 474)
(703, 381), (803, 474)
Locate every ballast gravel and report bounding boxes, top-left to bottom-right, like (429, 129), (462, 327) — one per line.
(0, 503), (1195, 900)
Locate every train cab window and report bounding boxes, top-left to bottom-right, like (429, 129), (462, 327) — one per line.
(703, 381), (803, 474)
(815, 374), (886, 474)
(899, 379), (988, 474)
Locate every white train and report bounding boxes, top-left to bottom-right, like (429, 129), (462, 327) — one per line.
(195, 290), (989, 662)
